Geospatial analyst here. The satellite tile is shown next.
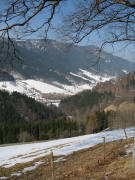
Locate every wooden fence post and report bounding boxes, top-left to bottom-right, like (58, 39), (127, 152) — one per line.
(50, 151), (54, 180)
(103, 137), (106, 163)
(123, 128), (130, 147)
(131, 132), (135, 168)
(124, 128), (128, 141)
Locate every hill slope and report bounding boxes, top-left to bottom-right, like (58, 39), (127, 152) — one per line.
(0, 90), (79, 144)
(14, 39), (135, 83)
(59, 71), (135, 132)
(0, 128), (134, 179)
(1, 39), (135, 103)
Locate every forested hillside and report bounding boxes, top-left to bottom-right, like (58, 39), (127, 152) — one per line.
(0, 89), (115, 145)
(0, 91), (79, 144)
(60, 90), (114, 134)
(60, 71), (135, 133)
(60, 90), (114, 114)
(2, 71), (135, 145)
(6, 39), (135, 83)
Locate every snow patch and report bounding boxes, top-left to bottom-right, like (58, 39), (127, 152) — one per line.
(122, 69), (128, 74)
(80, 69), (114, 82)
(0, 177), (8, 180)
(0, 161), (44, 179)
(70, 72), (93, 82)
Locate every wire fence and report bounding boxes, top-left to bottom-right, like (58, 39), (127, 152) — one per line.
(9, 128), (134, 180)
(30, 129), (134, 180)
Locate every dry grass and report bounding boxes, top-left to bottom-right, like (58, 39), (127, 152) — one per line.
(1, 138), (135, 180)
(0, 155), (50, 178)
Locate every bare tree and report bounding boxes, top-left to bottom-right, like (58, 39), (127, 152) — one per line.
(0, 0), (63, 67)
(60, 0), (135, 45)
(0, 0), (135, 65)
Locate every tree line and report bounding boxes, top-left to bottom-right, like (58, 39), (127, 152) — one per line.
(0, 89), (114, 144)
(0, 90), (79, 144)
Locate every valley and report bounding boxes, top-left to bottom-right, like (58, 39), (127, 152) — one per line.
(0, 39), (133, 105)
(1, 40), (135, 180)
(0, 70), (113, 106)
(1, 1), (135, 179)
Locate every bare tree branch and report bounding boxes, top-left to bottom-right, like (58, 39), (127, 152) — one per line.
(57, 0), (135, 68)
(0, 0), (135, 68)
(0, 0), (62, 67)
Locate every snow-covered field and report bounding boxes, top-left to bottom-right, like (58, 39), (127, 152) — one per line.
(0, 80), (64, 105)
(0, 127), (134, 179)
(0, 79), (94, 106)
(0, 128), (134, 169)
(0, 69), (114, 106)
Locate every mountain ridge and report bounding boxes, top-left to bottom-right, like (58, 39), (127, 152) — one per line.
(0, 39), (135, 104)
(9, 39), (135, 81)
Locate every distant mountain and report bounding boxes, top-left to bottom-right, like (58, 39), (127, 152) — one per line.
(13, 39), (135, 82)
(0, 39), (135, 103)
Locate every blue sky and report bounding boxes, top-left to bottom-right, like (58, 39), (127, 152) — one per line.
(0, 0), (135, 62)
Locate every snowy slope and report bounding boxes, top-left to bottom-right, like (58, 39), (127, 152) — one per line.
(79, 69), (113, 82)
(0, 69), (114, 105)
(0, 80), (67, 95)
(0, 127), (134, 169)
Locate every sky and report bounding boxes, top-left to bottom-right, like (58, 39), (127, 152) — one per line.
(0, 0), (135, 62)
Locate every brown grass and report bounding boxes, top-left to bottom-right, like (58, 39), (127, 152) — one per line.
(1, 138), (135, 180)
